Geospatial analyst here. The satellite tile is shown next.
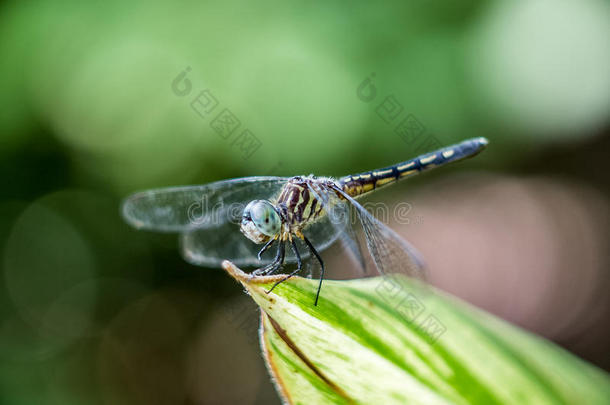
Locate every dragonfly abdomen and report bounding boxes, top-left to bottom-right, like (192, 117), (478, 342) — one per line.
(340, 137), (488, 198)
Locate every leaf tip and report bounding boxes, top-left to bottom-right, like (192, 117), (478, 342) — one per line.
(222, 261), (290, 308)
(221, 259), (247, 282)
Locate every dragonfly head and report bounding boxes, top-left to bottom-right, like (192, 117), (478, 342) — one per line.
(240, 200), (282, 244)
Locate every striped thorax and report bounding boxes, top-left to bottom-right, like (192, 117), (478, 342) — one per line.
(274, 176), (335, 233)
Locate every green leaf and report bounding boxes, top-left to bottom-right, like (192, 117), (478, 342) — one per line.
(222, 261), (610, 405)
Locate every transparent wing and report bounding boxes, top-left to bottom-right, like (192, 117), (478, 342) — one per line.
(122, 177), (289, 232)
(328, 184), (426, 281)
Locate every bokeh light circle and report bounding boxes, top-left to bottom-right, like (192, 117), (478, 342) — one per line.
(3, 200), (97, 350)
(467, 0), (610, 138)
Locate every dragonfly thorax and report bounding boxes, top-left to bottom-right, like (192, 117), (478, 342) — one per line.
(275, 176), (337, 231)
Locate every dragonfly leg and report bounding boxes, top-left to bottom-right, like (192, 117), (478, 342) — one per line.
(291, 238), (303, 271)
(257, 238), (276, 261)
(253, 241), (285, 276)
(303, 236), (324, 306)
(266, 239), (302, 294)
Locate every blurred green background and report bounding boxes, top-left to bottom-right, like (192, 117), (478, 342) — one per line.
(1, 0), (609, 403)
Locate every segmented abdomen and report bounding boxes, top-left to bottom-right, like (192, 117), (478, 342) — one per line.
(339, 137), (487, 198)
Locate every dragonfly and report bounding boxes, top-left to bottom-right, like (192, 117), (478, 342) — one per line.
(122, 137), (488, 305)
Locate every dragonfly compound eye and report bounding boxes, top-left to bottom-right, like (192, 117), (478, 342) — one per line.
(240, 200), (281, 243)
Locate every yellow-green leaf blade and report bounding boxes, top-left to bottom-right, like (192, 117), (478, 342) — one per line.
(223, 261), (610, 405)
